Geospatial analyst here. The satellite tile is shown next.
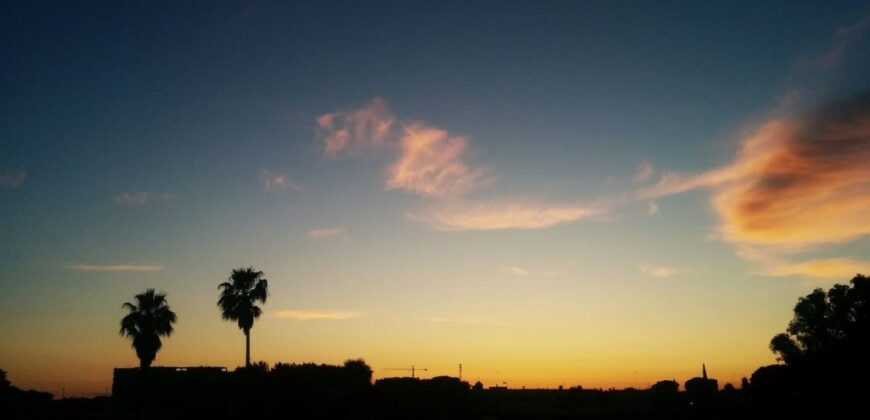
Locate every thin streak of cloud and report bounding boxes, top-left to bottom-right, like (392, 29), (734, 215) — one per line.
(0, 171), (26, 188)
(501, 266), (529, 276)
(647, 202), (658, 215)
(70, 264), (163, 272)
(409, 201), (604, 231)
(425, 316), (509, 326)
(639, 264), (678, 278)
(308, 226), (346, 239)
(259, 170), (302, 192)
(763, 258), (870, 280)
(272, 310), (361, 320)
(115, 192), (174, 205)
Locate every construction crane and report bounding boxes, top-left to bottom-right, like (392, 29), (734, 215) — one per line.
(383, 365), (428, 378)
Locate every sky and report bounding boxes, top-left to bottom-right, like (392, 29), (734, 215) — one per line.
(2, 1), (870, 397)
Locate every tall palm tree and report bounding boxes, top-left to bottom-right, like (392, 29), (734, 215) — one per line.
(119, 289), (177, 369)
(218, 267), (268, 367)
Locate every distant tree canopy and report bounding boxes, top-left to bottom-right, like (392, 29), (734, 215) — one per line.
(650, 380), (679, 393)
(769, 274), (870, 365)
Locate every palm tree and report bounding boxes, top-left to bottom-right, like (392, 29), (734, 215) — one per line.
(119, 289), (177, 369)
(218, 267), (268, 367)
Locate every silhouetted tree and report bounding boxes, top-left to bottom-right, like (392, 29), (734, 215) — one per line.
(0, 369), (10, 390)
(119, 289), (177, 369)
(770, 274), (870, 364)
(760, 274), (870, 416)
(218, 267), (268, 367)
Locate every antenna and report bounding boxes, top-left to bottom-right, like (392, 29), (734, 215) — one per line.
(459, 363), (463, 380)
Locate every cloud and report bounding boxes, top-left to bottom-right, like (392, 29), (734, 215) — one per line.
(0, 171), (26, 188)
(317, 98), (488, 197)
(308, 226), (346, 239)
(259, 170), (302, 192)
(425, 316), (509, 326)
(647, 202), (658, 215)
(409, 200), (603, 231)
(763, 258), (870, 279)
(639, 264), (678, 278)
(317, 97), (395, 158)
(499, 265), (559, 277)
(633, 161), (654, 183)
(70, 264), (163, 272)
(115, 192), (174, 205)
(643, 94), (870, 249)
(501, 266), (529, 276)
(272, 310), (361, 320)
(387, 122), (488, 197)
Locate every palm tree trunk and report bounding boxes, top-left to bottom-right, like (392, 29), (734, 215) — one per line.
(245, 329), (251, 367)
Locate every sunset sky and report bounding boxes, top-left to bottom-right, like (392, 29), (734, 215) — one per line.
(2, 1), (870, 397)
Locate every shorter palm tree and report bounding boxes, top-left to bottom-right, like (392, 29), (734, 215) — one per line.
(119, 289), (177, 369)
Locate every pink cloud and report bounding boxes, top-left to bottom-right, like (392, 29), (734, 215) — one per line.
(316, 98), (488, 197)
(317, 97), (395, 158)
(386, 123), (487, 197)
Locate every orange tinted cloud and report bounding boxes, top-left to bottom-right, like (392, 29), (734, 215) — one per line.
(714, 95), (870, 247)
(642, 94), (870, 278)
(764, 258), (870, 279)
(645, 94), (870, 248)
(409, 200), (603, 231)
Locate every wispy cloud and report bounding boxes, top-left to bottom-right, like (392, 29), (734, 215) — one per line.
(317, 98), (609, 230)
(0, 171), (26, 188)
(633, 161), (654, 183)
(501, 266), (529, 276)
(317, 97), (395, 158)
(499, 265), (559, 277)
(272, 310), (361, 320)
(425, 316), (509, 326)
(317, 98), (488, 197)
(639, 264), (678, 278)
(115, 192), (174, 205)
(259, 170), (302, 192)
(70, 264), (163, 272)
(408, 200), (603, 231)
(308, 226), (346, 240)
(647, 202), (658, 215)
